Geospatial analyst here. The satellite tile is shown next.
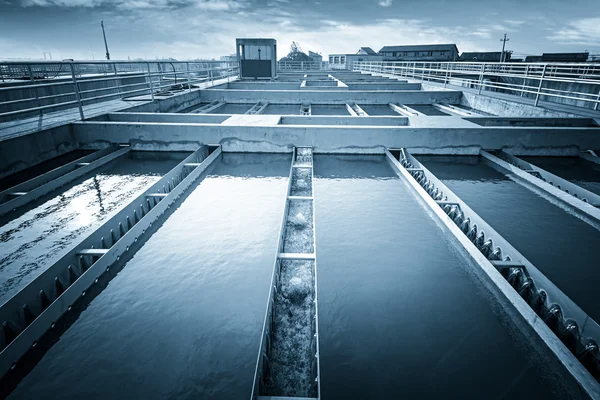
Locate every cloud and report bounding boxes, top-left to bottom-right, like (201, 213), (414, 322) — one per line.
(378, 0), (392, 7)
(504, 19), (525, 26)
(547, 17), (600, 45)
(19, 0), (247, 9)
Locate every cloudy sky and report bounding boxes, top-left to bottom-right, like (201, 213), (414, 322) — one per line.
(0, 0), (599, 61)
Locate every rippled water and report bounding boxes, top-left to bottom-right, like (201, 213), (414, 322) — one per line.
(0, 152), (188, 304)
(10, 153), (290, 400)
(314, 155), (558, 399)
(419, 155), (600, 324)
(520, 156), (600, 196)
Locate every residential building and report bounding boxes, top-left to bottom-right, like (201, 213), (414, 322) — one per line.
(378, 44), (459, 61)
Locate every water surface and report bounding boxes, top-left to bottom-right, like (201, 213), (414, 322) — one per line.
(419, 155), (600, 323)
(314, 155), (558, 399)
(10, 153), (290, 400)
(0, 152), (188, 303)
(521, 156), (600, 196)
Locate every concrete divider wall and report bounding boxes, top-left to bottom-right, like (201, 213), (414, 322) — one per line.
(0, 124), (78, 179)
(123, 89), (203, 114)
(199, 89), (463, 104)
(345, 83), (421, 90)
(72, 121), (600, 155)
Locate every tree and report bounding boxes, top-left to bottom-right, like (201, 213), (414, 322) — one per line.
(279, 41), (313, 62)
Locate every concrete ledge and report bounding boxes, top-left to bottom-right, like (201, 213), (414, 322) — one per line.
(199, 89), (462, 104)
(71, 121), (600, 155)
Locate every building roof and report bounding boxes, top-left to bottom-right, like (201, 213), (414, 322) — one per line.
(358, 47), (377, 55)
(460, 52), (507, 62)
(379, 44), (458, 53)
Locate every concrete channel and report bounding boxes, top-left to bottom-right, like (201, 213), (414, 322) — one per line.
(0, 151), (191, 304)
(399, 152), (600, 396)
(0, 146), (220, 389)
(6, 152), (290, 399)
(253, 147), (320, 399)
(314, 154), (581, 398)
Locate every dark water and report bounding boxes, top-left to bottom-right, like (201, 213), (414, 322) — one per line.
(213, 103), (254, 114)
(310, 104), (350, 115)
(314, 155), (558, 399)
(359, 104), (400, 116)
(0, 152), (189, 304)
(418, 155), (600, 323)
(0, 150), (93, 192)
(405, 104), (450, 116)
(262, 104), (301, 115)
(520, 156), (600, 196)
(9, 153), (290, 400)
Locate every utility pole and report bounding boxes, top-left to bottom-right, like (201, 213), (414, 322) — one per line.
(101, 20), (110, 60)
(500, 33), (510, 63)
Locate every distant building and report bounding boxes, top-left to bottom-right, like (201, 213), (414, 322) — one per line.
(459, 52), (511, 62)
(541, 52), (589, 63)
(220, 54), (237, 62)
(525, 55), (543, 62)
(525, 53), (589, 63)
(308, 51), (322, 64)
(357, 47), (377, 56)
(328, 47), (384, 69)
(378, 44), (459, 61)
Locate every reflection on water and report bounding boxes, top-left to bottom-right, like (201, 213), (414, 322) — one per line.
(0, 152), (188, 304)
(10, 153), (290, 400)
(419, 155), (600, 325)
(314, 155), (558, 399)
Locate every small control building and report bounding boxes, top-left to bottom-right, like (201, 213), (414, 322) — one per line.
(236, 38), (277, 80)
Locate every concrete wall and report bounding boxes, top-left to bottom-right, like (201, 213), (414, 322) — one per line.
(460, 91), (584, 118)
(124, 89), (204, 114)
(0, 124), (77, 179)
(0, 74), (149, 121)
(71, 121), (600, 155)
(345, 83), (421, 90)
(499, 76), (600, 110)
(199, 89), (462, 104)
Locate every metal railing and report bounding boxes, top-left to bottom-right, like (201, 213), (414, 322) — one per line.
(277, 61), (330, 71)
(0, 60), (239, 121)
(353, 61), (600, 111)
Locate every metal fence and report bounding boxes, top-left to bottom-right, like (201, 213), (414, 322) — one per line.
(277, 61), (330, 71)
(0, 60), (239, 121)
(353, 61), (600, 111)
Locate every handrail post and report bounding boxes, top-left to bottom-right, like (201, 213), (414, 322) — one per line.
(186, 62), (192, 92)
(69, 63), (85, 120)
(113, 62), (122, 98)
(521, 65), (528, 97)
(444, 63), (449, 88)
(478, 63), (485, 94)
(26, 65), (42, 115)
(146, 62), (154, 101)
(534, 64), (547, 107)
(594, 88), (599, 111)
